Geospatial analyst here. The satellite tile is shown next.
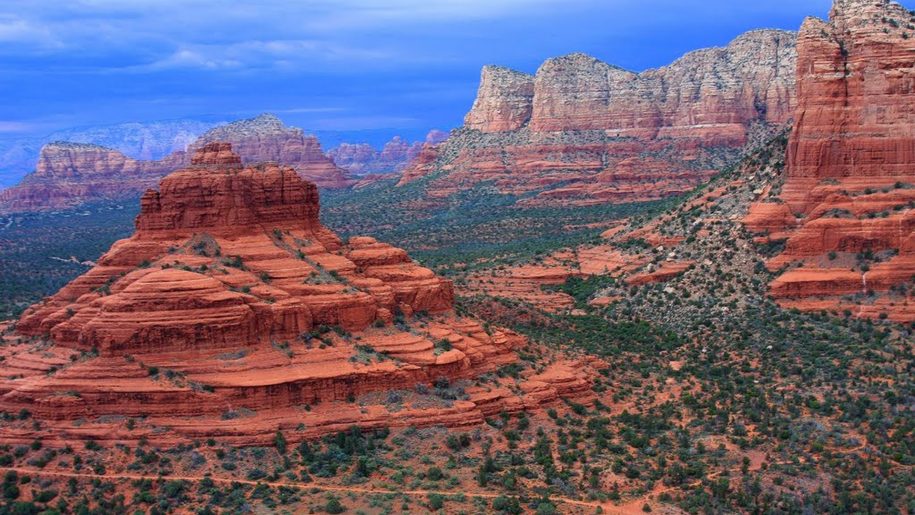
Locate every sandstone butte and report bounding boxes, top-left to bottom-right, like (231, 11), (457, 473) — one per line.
(398, 29), (798, 207)
(0, 114), (353, 214)
(0, 143), (593, 447)
(744, 0), (915, 323)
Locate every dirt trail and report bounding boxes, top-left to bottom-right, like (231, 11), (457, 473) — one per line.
(16, 444), (867, 514)
(3, 466), (651, 514)
(2, 429), (872, 513)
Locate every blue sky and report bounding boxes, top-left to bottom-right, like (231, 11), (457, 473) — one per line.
(0, 0), (832, 138)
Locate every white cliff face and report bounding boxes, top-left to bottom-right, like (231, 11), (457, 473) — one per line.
(402, 29), (799, 208)
(464, 29), (797, 135)
(464, 65), (535, 132)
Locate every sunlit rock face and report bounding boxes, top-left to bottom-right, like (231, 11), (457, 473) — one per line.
(746, 0), (915, 323)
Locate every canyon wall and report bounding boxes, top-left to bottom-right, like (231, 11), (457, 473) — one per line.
(467, 30), (796, 136)
(787, 0), (915, 180)
(464, 66), (536, 133)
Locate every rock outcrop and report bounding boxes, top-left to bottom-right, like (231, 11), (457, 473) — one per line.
(787, 0), (915, 180)
(458, 129), (788, 321)
(0, 143), (592, 446)
(0, 114), (353, 213)
(477, 0), (915, 325)
(525, 33), (795, 135)
(401, 30), (798, 207)
(745, 0), (915, 322)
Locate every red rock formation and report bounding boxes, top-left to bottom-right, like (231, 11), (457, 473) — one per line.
(787, 0), (915, 180)
(193, 114), (354, 188)
(461, 244), (649, 313)
(399, 136), (730, 206)
(745, 0), (915, 322)
(625, 261), (695, 286)
(743, 201), (796, 234)
(400, 30), (798, 207)
(477, 30), (797, 133)
(525, 33), (796, 135)
(397, 141), (442, 186)
(376, 136), (425, 174)
(0, 143), (591, 446)
(329, 131), (449, 177)
(327, 143), (379, 174)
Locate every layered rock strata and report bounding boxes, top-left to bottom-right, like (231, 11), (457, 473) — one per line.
(192, 114), (353, 188)
(0, 143), (591, 446)
(0, 142), (184, 212)
(400, 30), (798, 207)
(744, 0), (915, 322)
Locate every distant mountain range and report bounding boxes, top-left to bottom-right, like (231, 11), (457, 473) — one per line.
(0, 119), (220, 188)
(0, 119), (443, 190)
(0, 114), (444, 212)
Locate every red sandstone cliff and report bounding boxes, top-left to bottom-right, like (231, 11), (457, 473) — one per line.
(400, 30), (798, 207)
(745, 0), (915, 322)
(787, 0), (915, 180)
(467, 30), (797, 136)
(464, 66), (536, 132)
(0, 143), (592, 446)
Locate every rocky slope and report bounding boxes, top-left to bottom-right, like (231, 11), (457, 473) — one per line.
(455, 114), (913, 513)
(0, 115), (354, 213)
(0, 143), (592, 446)
(745, 0), (915, 322)
(458, 129), (790, 314)
(399, 29), (798, 207)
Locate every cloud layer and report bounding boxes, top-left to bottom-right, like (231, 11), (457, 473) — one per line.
(0, 0), (831, 136)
